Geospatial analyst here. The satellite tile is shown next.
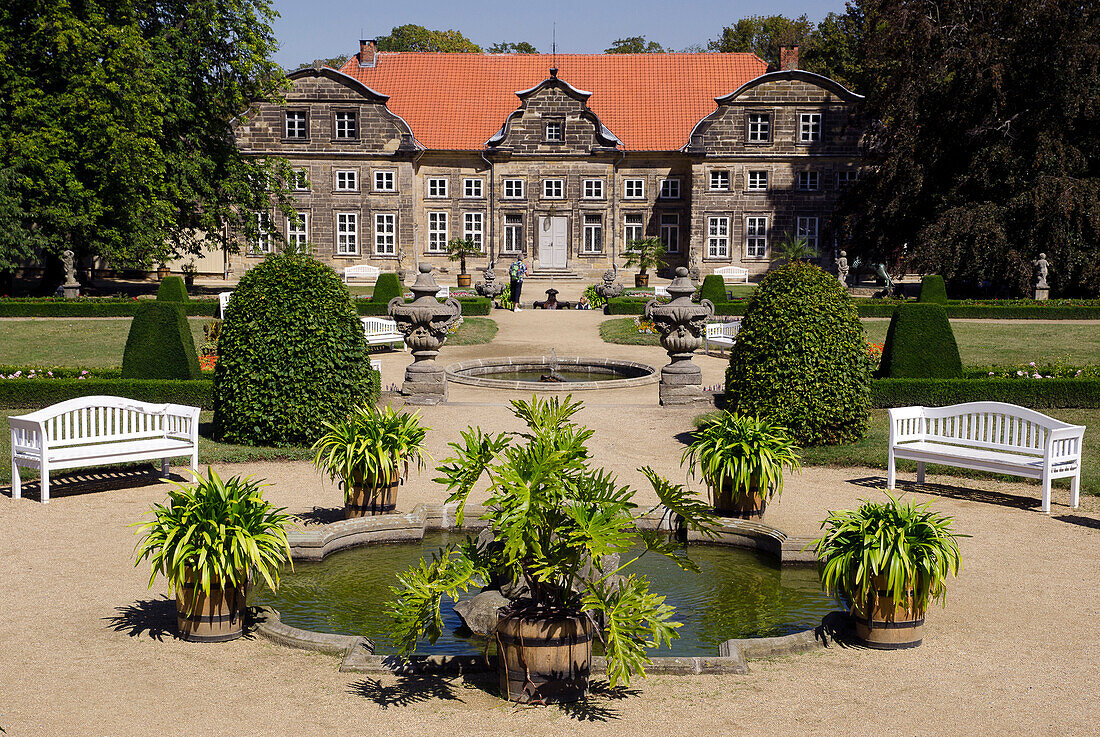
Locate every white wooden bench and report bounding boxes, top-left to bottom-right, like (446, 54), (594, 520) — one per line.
(436, 285), (450, 299)
(361, 316), (406, 351)
(343, 265), (381, 284)
(653, 285), (670, 299)
(218, 291), (232, 319)
(10, 396), (200, 503)
(704, 321), (741, 353)
(715, 266), (750, 285)
(888, 402), (1086, 513)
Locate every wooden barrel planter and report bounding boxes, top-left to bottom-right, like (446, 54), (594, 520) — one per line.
(851, 577), (925, 650)
(176, 571), (246, 643)
(345, 476), (400, 518)
(495, 609), (594, 704)
(713, 479), (768, 519)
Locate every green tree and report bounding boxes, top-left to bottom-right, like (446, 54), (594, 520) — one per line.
(833, 0), (1100, 296)
(605, 36), (666, 53)
(707, 15), (814, 64)
(292, 55), (353, 70)
(376, 24), (481, 52)
(487, 41), (537, 54)
(802, 11), (866, 90)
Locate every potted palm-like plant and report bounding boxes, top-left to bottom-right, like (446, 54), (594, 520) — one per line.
(445, 237), (480, 288)
(813, 494), (965, 649)
(623, 236), (667, 288)
(681, 412), (801, 518)
(132, 469), (295, 642)
(387, 395), (717, 703)
(312, 405), (429, 518)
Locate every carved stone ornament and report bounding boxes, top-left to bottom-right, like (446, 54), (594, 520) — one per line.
(594, 268), (624, 300)
(475, 266), (506, 299)
(645, 267), (715, 406)
(387, 264), (463, 405)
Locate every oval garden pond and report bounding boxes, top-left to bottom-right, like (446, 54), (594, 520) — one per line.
(250, 532), (840, 657)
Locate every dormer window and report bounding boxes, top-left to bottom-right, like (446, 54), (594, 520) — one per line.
(747, 113), (771, 143)
(334, 112), (358, 140)
(285, 111), (307, 139)
(545, 120), (564, 142)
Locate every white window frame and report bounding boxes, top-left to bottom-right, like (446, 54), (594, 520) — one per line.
(624, 213), (644, 246)
(837, 171), (858, 188)
(542, 179), (564, 199)
(747, 171), (768, 192)
(582, 214), (603, 254)
(334, 111), (357, 140)
(373, 170), (395, 192)
(502, 178), (525, 199)
(797, 171), (820, 191)
(464, 211), (484, 251)
(707, 216), (729, 259)
(797, 216), (819, 254)
(287, 212), (308, 250)
(747, 112), (771, 143)
(374, 213), (396, 256)
(427, 211), (448, 253)
(799, 113), (822, 143)
(624, 178), (645, 200)
(660, 213), (680, 254)
(463, 178), (484, 198)
(659, 178), (681, 200)
(427, 177), (449, 198)
(336, 212), (358, 255)
(545, 120), (564, 142)
(285, 111), (307, 139)
(250, 212), (272, 256)
(583, 179), (604, 199)
(709, 170), (730, 191)
(291, 169), (309, 191)
(745, 216), (768, 258)
(502, 213), (524, 254)
(335, 170), (357, 192)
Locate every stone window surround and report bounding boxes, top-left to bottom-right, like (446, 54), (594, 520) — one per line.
(373, 169), (397, 193)
(581, 212), (603, 255)
(283, 110), (309, 142)
(501, 212), (524, 254)
(374, 212), (397, 256)
(745, 110), (772, 144)
(332, 109), (359, 142)
(501, 178), (525, 199)
(658, 177), (681, 200)
(798, 111), (822, 144)
(582, 178), (605, 200)
(426, 210), (448, 254)
(334, 210), (361, 257)
(623, 210), (645, 246)
(744, 213), (770, 260)
(426, 176), (449, 199)
(334, 169), (358, 192)
(704, 213), (730, 260)
(542, 178), (565, 199)
(463, 211), (486, 252)
(623, 178), (645, 200)
(544, 119), (565, 143)
(463, 177), (485, 199)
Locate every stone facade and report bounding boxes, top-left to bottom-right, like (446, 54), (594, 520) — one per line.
(229, 65), (863, 283)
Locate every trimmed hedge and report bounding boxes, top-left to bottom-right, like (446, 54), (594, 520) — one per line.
(853, 300), (1100, 319)
(917, 275), (948, 304)
(355, 296), (491, 316)
(699, 274), (728, 304)
(871, 378), (1100, 409)
(371, 272), (403, 305)
(878, 303), (962, 379)
(0, 379), (214, 410)
(606, 297), (650, 315)
(121, 302), (202, 380)
(0, 300), (217, 317)
(156, 276), (189, 302)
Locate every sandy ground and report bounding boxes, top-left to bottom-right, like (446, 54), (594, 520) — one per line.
(2, 310), (1099, 736)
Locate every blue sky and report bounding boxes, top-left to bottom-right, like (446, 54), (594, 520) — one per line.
(269, 0), (848, 68)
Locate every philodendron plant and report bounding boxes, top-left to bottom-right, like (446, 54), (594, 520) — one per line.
(386, 395), (718, 687)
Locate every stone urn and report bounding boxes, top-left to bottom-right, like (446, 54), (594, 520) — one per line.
(475, 266), (506, 300)
(593, 269), (624, 301)
(388, 264), (462, 405)
(645, 267), (714, 406)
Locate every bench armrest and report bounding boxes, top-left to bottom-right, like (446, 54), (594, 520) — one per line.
(888, 406), (926, 444)
(1046, 424), (1086, 464)
(10, 416), (47, 454)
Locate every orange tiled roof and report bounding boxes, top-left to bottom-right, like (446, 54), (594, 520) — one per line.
(337, 53), (767, 151)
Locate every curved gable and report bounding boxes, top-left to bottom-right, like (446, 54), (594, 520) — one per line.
(486, 70), (620, 151)
(716, 70), (863, 105)
(287, 65), (391, 103)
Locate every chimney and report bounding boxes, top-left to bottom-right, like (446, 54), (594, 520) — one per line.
(359, 39), (377, 68)
(779, 45), (799, 71)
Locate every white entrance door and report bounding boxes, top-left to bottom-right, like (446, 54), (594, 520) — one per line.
(538, 216), (568, 269)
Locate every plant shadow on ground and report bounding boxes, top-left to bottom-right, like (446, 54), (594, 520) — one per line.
(2, 465), (176, 500)
(105, 596), (177, 641)
(815, 610), (863, 650)
(1053, 514), (1100, 530)
(296, 506), (345, 525)
(846, 476), (1041, 511)
(348, 674), (465, 709)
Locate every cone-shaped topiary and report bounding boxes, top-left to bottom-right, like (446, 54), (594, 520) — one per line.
(213, 253), (375, 446)
(121, 302), (201, 379)
(698, 274), (728, 304)
(877, 303), (962, 378)
(725, 261), (870, 445)
(156, 276), (189, 302)
(918, 275), (948, 304)
(371, 272), (403, 305)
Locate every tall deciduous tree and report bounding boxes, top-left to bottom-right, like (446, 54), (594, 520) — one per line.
(834, 0), (1100, 296)
(376, 24), (481, 52)
(488, 41), (537, 54)
(707, 15), (815, 64)
(605, 36), (666, 54)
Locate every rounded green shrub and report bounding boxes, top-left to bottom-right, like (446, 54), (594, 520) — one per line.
(698, 274), (728, 304)
(877, 303), (963, 378)
(121, 302), (201, 379)
(156, 276), (189, 302)
(371, 272), (403, 305)
(213, 253), (374, 446)
(918, 275), (948, 304)
(725, 261), (870, 445)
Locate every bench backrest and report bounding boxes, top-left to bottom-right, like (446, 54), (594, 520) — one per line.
(892, 402), (1077, 456)
(705, 321), (741, 339)
(715, 266), (749, 283)
(219, 291), (232, 318)
(344, 265), (380, 281)
(11, 396), (197, 449)
(361, 316), (400, 336)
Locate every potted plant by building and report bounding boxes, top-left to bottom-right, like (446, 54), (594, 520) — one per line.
(681, 412), (801, 518)
(181, 260), (198, 287)
(156, 263), (171, 280)
(770, 233), (815, 264)
(813, 493), (965, 649)
(387, 395), (717, 703)
(311, 405), (429, 517)
(445, 236), (480, 288)
(132, 469), (295, 642)
(623, 236), (667, 288)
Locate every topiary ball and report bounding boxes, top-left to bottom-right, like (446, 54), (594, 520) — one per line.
(877, 303), (962, 378)
(725, 261), (870, 445)
(918, 275), (948, 304)
(121, 302), (201, 379)
(156, 276), (189, 302)
(371, 272), (403, 305)
(699, 274), (728, 304)
(213, 253), (374, 446)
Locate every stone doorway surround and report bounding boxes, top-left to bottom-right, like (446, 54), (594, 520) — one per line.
(537, 215), (568, 269)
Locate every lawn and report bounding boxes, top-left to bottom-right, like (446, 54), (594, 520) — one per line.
(445, 317), (497, 346)
(599, 317), (661, 346)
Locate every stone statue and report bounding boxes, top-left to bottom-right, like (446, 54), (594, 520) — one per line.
(475, 265), (505, 299)
(61, 249), (80, 298)
(645, 267), (715, 406)
(836, 250), (849, 286)
(1033, 253), (1050, 300)
(593, 268), (624, 300)
(687, 249), (702, 282)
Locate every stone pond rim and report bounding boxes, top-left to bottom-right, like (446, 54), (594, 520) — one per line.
(444, 356), (658, 391)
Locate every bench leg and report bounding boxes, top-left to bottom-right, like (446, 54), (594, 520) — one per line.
(11, 459), (20, 500)
(191, 449), (199, 476)
(1041, 475), (1052, 514)
(887, 449), (896, 490)
(916, 462), (925, 485)
(1071, 472), (1080, 509)
(161, 457), (170, 477)
(40, 463), (49, 504)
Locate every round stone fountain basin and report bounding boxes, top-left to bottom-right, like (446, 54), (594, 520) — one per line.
(445, 356), (658, 390)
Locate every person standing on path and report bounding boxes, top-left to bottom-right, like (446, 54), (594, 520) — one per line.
(509, 254), (527, 311)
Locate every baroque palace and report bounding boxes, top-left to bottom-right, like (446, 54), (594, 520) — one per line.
(232, 41), (864, 281)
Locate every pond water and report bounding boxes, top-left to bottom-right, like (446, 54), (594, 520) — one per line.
(486, 369), (624, 383)
(251, 532), (840, 657)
